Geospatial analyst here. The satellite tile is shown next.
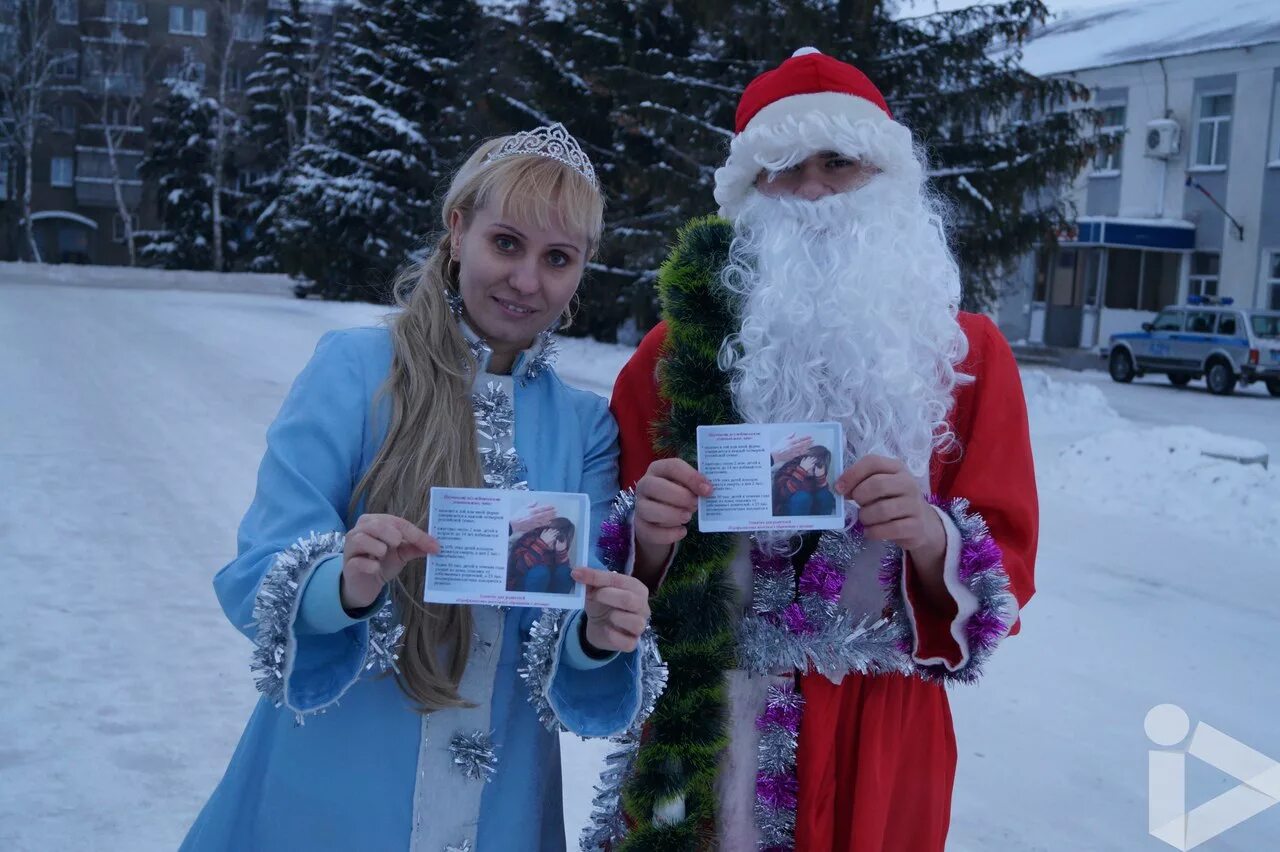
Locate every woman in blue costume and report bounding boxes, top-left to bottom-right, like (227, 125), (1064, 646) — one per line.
(182, 124), (663, 852)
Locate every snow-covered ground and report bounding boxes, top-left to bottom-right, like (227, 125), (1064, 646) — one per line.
(2, 281), (1278, 851)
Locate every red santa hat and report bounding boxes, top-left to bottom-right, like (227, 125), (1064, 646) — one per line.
(714, 48), (905, 218)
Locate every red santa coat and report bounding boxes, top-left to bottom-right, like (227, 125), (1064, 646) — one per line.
(610, 311), (1038, 851)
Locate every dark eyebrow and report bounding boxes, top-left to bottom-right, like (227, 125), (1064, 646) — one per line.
(492, 222), (527, 239)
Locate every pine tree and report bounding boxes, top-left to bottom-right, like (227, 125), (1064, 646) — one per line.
(137, 66), (243, 269)
(491, 0), (1096, 325)
(275, 0), (484, 300)
(242, 0), (325, 271)
(482, 0), (735, 340)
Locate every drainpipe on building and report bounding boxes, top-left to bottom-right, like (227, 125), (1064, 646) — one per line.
(1157, 59), (1170, 219)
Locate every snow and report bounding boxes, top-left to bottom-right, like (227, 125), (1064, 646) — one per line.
(2, 278), (1278, 851)
(897, 0), (1280, 76)
(1011, 0), (1280, 76)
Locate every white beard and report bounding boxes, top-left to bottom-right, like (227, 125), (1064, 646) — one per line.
(718, 177), (969, 480)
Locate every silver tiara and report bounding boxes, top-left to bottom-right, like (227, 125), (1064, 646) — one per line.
(484, 122), (598, 188)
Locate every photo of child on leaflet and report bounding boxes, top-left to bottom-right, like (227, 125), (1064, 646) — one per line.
(505, 501), (577, 594)
(770, 428), (840, 518)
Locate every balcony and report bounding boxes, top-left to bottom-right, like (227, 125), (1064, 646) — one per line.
(75, 176), (142, 208)
(81, 73), (145, 98)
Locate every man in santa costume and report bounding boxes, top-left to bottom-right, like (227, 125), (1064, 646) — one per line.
(608, 48), (1038, 851)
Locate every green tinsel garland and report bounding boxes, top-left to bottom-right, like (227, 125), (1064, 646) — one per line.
(619, 216), (743, 850)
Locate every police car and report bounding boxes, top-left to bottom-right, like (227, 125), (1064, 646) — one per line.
(1102, 296), (1280, 397)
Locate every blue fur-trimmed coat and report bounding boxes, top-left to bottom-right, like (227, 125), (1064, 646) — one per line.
(181, 327), (647, 852)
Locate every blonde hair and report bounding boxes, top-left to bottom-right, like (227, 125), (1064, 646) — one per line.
(350, 137), (604, 712)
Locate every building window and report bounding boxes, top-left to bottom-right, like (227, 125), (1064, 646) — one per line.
(1103, 249), (1142, 309)
(0, 151), (9, 200)
(1189, 251), (1219, 297)
(53, 102), (77, 132)
(233, 12), (264, 41)
(227, 66), (247, 92)
(1192, 92), (1232, 168)
(1139, 252), (1181, 312)
(112, 212), (139, 242)
(1271, 83), (1280, 166)
(54, 0), (77, 24)
(1093, 103), (1126, 174)
(52, 50), (78, 79)
(169, 5), (207, 36)
(1100, 249), (1181, 311)
(50, 155), (74, 187)
(105, 0), (145, 22)
(1266, 251), (1280, 310)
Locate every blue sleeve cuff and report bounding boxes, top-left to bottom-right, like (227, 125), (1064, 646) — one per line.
(561, 611), (619, 671)
(296, 553), (385, 636)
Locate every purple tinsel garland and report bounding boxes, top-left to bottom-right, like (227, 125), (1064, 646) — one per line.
(597, 489), (635, 574)
(754, 680), (804, 849)
(746, 523), (864, 850)
(877, 494), (1015, 682)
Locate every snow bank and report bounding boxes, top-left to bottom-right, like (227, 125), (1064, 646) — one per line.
(1021, 368), (1124, 436)
(1045, 425), (1279, 545)
(0, 260), (297, 297)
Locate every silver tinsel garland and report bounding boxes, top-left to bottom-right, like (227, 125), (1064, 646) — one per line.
(446, 287), (559, 386)
(250, 531), (405, 723)
(449, 730), (499, 783)
(579, 732), (641, 850)
(577, 490), (672, 851)
(443, 841), (472, 852)
(519, 609), (569, 732)
(250, 531), (346, 716)
(472, 381), (528, 491)
(519, 606), (669, 850)
(735, 529), (911, 680)
(881, 496), (1017, 685)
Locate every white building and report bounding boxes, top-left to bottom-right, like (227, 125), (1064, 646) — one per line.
(996, 0), (1280, 350)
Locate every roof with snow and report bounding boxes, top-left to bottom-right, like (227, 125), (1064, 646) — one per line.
(1016, 0), (1280, 76)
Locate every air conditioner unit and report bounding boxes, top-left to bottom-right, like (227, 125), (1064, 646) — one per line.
(1144, 119), (1181, 159)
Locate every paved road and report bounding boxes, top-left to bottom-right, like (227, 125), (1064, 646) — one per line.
(1037, 365), (1278, 463)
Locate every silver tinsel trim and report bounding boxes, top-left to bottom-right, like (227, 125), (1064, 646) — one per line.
(520, 328), (558, 384)
(520, 615), (668, 849)
(519, 609), (568, 732)
(366, 597), (405, 675)
(751, 570), (797, 614)
(578, 628), (668, 850)
(250, 531), (346, 712)
(471, 381), (529, 491)
(449, 730), (498, 783)
(472, 381), (516, 436)
(757, 724), (797, 776)
(736, 609), (909, 678)
(447, 294), (559, 385)
(631, 628), (669, 735)
(443, 287), (466, 320)
(736, 529), (911, 679)
(580, 732), (641, 851)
